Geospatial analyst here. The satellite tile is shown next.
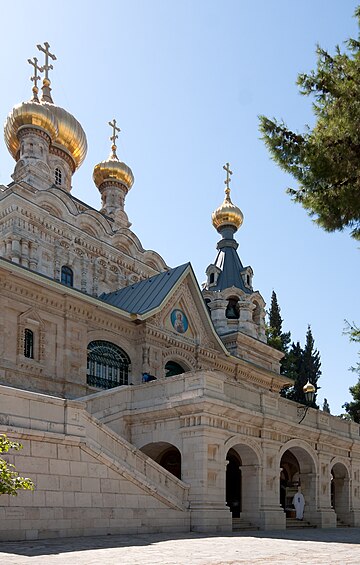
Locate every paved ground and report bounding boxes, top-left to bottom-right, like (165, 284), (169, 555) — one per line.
(0, 529), (360, 564)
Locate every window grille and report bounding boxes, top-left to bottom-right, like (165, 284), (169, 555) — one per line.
(55, 167), (62, 186)
(87, 340), (130, 389)
(61, 266), (73, 287)
(24, 329), (34, 359)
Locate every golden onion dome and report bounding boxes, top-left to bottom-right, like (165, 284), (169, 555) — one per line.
(212, 188), (243, 232)
(93, 120), (134, 191)
(93, 155), (134, 190)
(44, 103), (87, 170)
(4, 99), (58, 160)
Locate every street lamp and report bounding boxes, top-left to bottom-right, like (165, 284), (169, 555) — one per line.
(297, 380), (316, 424)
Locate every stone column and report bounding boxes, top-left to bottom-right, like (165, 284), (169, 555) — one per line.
(260, 446), (286, 530)
(316, 456), (336, 527)
(208, 298), (228, 335)
(11, 236), (21, 264)
(181, 428), (232, 532)
(29, 242), (38, 271)
(21, 239), (30, 268)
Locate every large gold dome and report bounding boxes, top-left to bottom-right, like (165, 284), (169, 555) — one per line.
(46, 104), (87, 170)
(212, 189), (243, 232)
(4, 100), (58, 160)
(93, 155), (134, 191)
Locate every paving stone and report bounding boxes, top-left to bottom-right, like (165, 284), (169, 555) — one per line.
(0, 528), (360, 564)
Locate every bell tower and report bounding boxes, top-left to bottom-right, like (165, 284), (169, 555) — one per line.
(202, 164), (281, 370)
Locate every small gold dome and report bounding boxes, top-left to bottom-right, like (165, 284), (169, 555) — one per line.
(212, 189), (243, 232)
(45, 104), (87, 170)
(93, 155), (134, 191)
(303, 380), (316, 394)
(4, 100), (58, 160)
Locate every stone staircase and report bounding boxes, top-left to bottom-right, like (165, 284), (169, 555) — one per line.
(337, 517), (351, 528)
(286, 518), (315, 529)
(232, 517), (259, 531)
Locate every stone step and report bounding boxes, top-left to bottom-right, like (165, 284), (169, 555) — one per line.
(232, 518), (258, 531)
(286, 518), (314, 529)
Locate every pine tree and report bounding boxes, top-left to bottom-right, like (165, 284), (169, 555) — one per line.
(342, 322), (360, 422)
(259, 6), (360, 240)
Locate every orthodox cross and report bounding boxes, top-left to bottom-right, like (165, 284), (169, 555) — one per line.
(109, 119), (121, 157)
(28, 57), (42, 91)
(223, 162), (233, 197)
(37, 42), (57, 81)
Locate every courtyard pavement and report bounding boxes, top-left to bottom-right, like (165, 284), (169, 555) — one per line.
(0, 528), (359, 564)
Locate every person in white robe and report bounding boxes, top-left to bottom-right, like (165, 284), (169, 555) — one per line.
(293, 487), (305, 520)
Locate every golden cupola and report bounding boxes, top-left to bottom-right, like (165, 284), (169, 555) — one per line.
(93, 119), (134, 192)
(93, 120), (134, 227)
(4, 42), (87, 191)
(212, 163), (243, 233)
(4, 56), (58, 163)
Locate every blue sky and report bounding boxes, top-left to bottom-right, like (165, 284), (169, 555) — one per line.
(0, 0), (359, 415)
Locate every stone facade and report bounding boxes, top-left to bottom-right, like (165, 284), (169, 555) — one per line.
(1, 47), (360, 541)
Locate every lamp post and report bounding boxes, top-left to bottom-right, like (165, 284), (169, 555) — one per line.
(297, 380), (316, 424)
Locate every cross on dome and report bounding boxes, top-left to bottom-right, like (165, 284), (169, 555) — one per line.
(37, 42), (56, 82)
(108, 118), (121, 159)
(27, 57), (42, 101)
(223, 162), (233, 199)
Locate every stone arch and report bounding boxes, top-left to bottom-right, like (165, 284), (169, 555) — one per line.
(86, 339), (131, 390)
(140, 442), (182, 480)
(225, 295), (240, 320)
(225, 440), (261, 523)
(331, 459), (351, 524)
(252, 299), (261, 326)
(37, 189), (78, 216)
(279, 440), (318, 522)
(163, 349), (195, 378)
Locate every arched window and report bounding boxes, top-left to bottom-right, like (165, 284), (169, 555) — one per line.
(165, 361), (185, 378)
(252, 301), (261, 325)
(55, 167), (62, 186)
(61, 266), (73, 287)
(24, 329), (34, 359)
(226, 297), (240, 319)
(87, 340), (130, 389)
(209, 273), (215, 284)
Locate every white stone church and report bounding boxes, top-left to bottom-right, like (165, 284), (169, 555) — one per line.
(0, 43), (359, 541)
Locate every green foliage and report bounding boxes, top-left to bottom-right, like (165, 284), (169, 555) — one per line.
(266, 291), (291, 372)
(259, 6), (360, 239)
(281, 326), (321, 407)
(342, 321), (360, 422)
(0, 435), (35, 496)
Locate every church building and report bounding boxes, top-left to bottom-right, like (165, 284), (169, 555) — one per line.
(0, 43), (360, 541)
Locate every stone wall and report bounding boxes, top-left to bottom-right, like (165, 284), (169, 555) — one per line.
(0, 385), (190, 541)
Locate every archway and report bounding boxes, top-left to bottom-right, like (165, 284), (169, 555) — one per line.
(165, 361), (185, 378)
(226, 449), (242, 517)
(331, 462), (350, 525)
(280, 446), (317, 522)
(140, 442), (181, 480)
(225, 444), (259, 523)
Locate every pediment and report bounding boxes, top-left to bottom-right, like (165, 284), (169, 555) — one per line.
(149, 269), (227, 353)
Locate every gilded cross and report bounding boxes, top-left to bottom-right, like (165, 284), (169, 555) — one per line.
(109, 119), (121, 145)
(223, 162), (233, 196)
(28, 57), (42, 91)
(37, 42), (57, 81)
(109, 119), (121, 157)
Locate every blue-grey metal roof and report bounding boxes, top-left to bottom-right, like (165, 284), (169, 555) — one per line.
(211, 242), (251, 294)
(99, 263), (190, 314)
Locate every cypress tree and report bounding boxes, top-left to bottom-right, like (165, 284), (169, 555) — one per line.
(266, 291), (291, 371)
